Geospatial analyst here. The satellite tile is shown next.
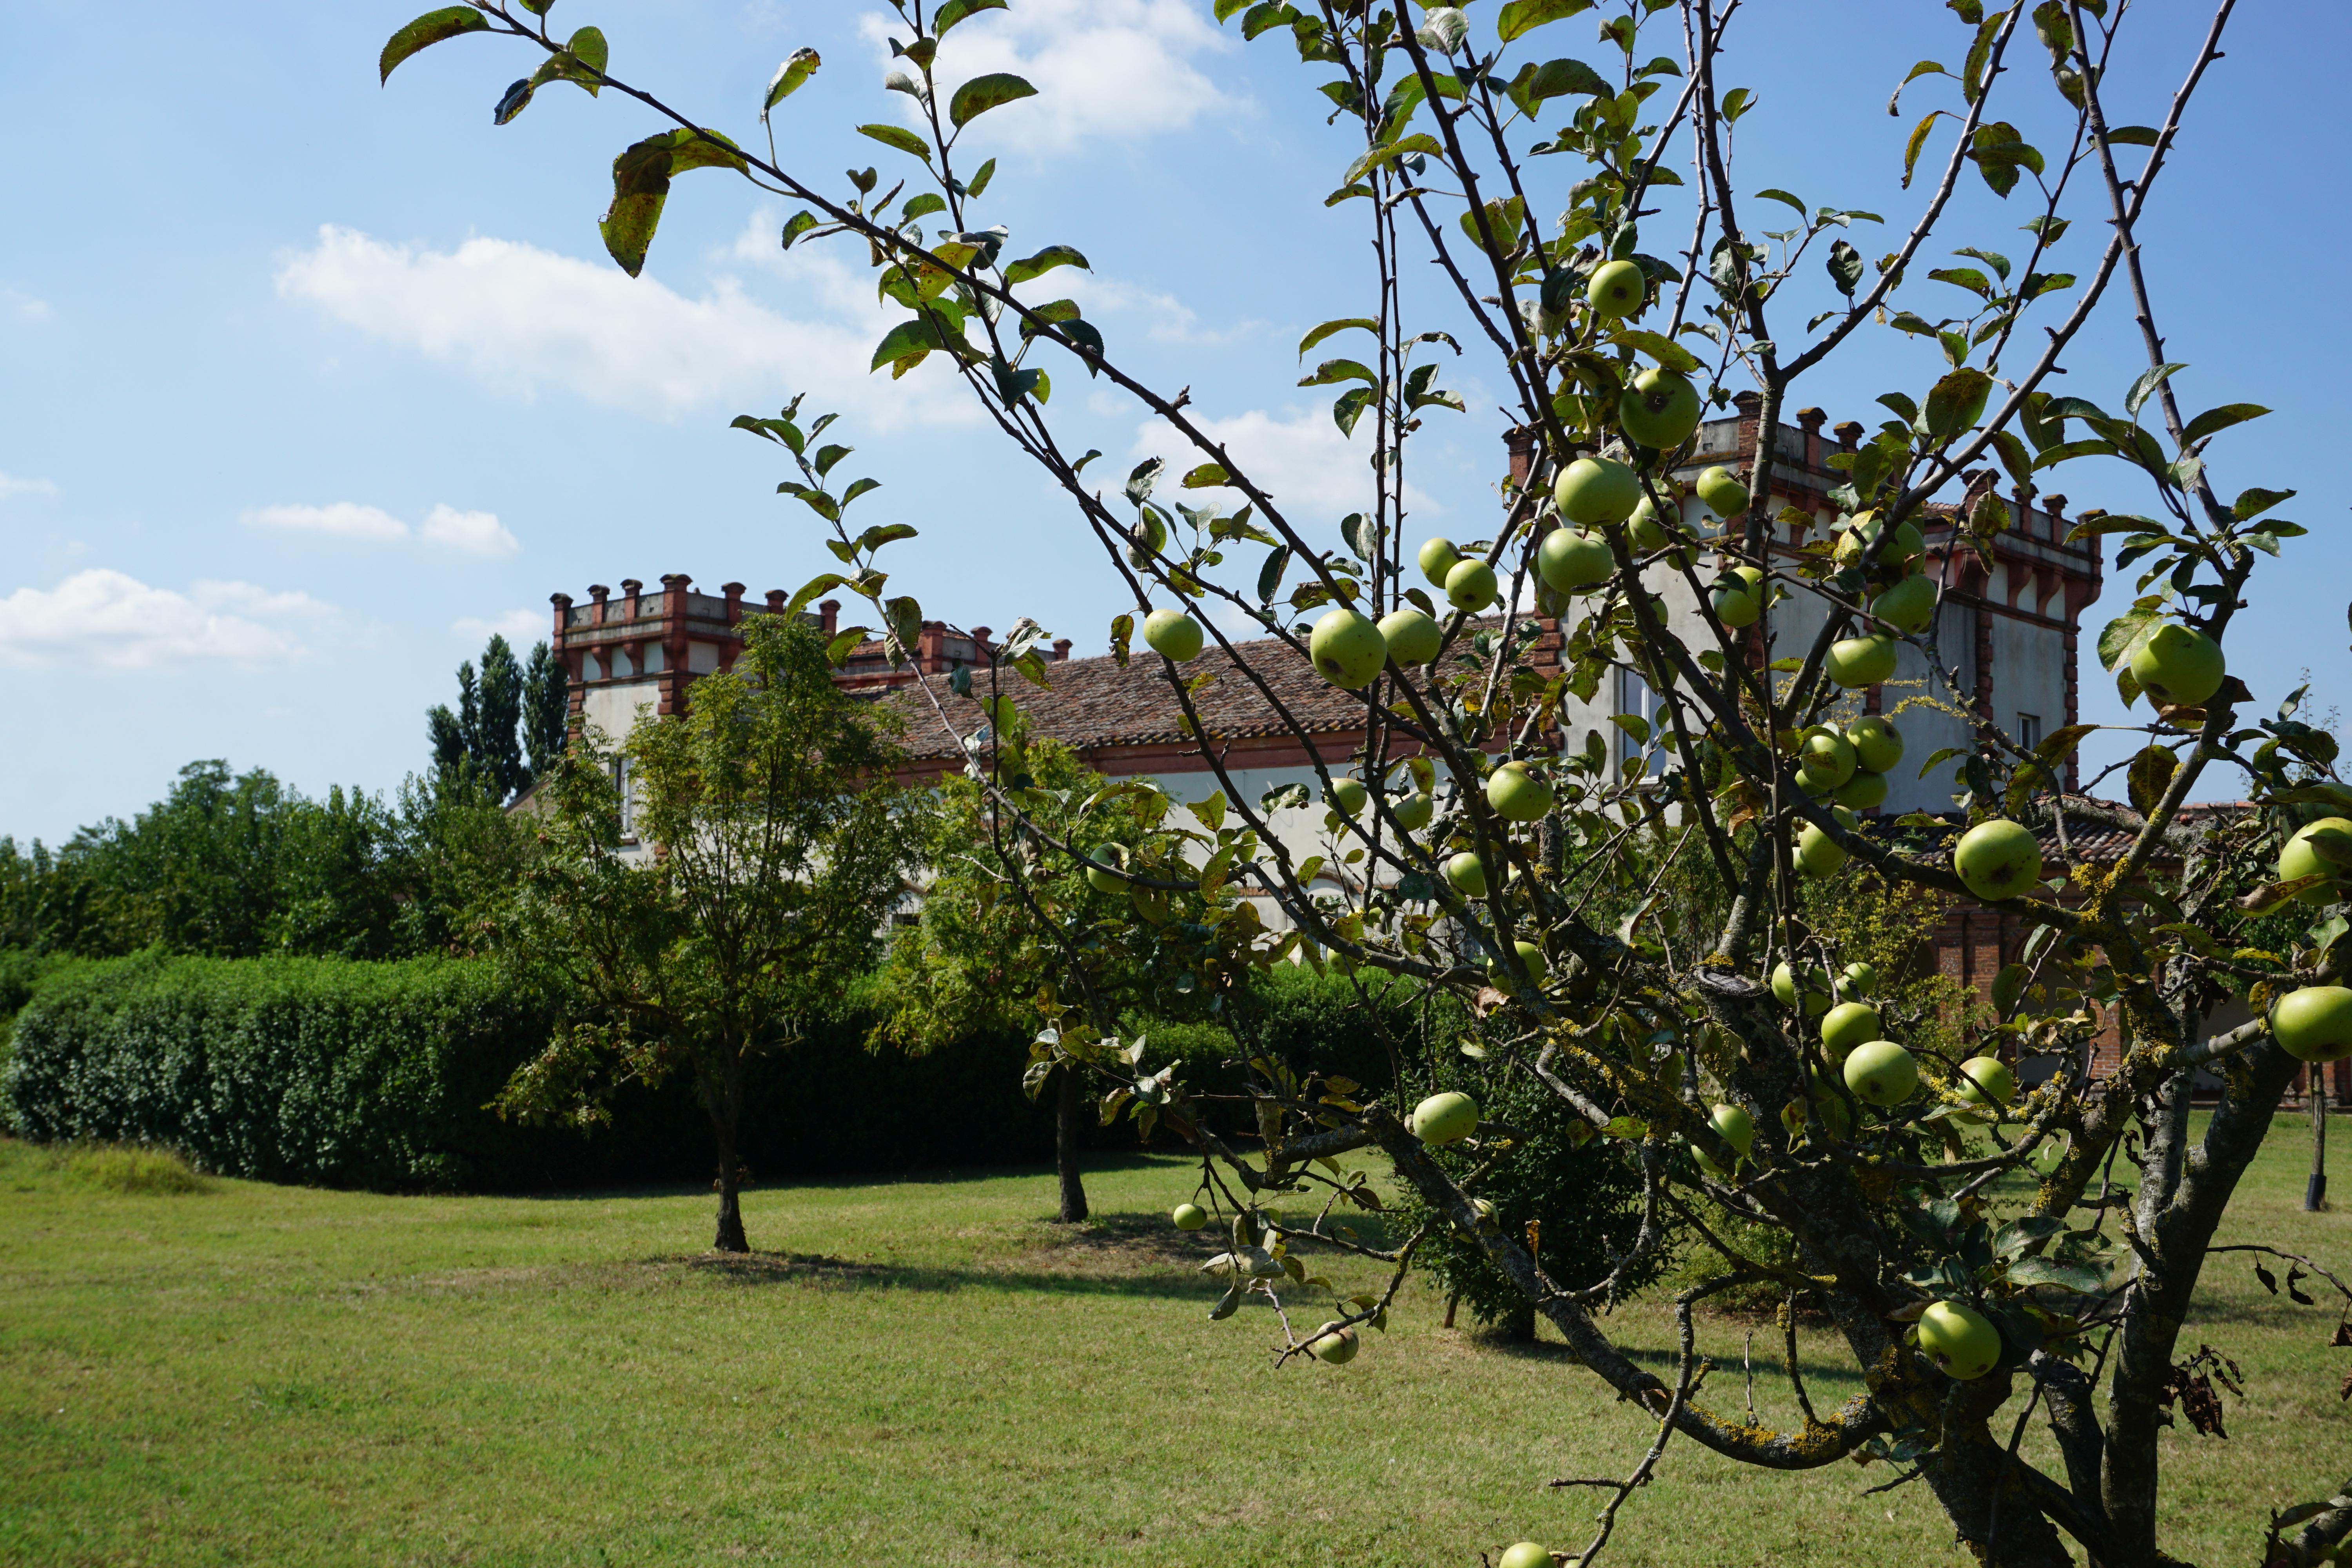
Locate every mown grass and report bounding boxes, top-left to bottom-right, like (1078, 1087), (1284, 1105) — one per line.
(0, 1118), (2344, 1567)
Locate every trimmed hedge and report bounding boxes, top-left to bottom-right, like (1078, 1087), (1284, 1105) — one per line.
(4, 953), (550, 1189)
(2, 954), (1416, 1192)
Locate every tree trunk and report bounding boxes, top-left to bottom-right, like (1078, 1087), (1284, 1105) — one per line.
(709, 1058), (750, 1254)
(1497, 1299), (1537, 1343)
(1054, 1063), (1089, 1223)
(2308, 1068), (2328, 1213)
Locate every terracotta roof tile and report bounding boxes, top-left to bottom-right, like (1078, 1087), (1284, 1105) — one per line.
(882, 631), (1375, 762)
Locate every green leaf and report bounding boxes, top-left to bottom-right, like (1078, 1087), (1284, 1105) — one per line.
(1004, 245), (1090, 285)
(964, 158), (997, 198)
(1923, 366), (1993, 441)
(2125, 361), (2188, 418)
(380, 7), (491, 85)
(600, 129), (750, 278)
(1902, 110), (1943, 190)
(1720, 87), (1755, 123)
(1496, 0), (1594, 40)
(1299, 318), (1377, 358)
(764, 47), (821, 113)
(782, 573), (847, 620)
(1340, 132), (1442, 187)
(2096, 609), (2157, 672)
(870, 316), (960, 374)
(949, 72), (1038, 129)
(779, 211), (819, 249)
(934, 0), (1007, 37)
(1181, 463), (1230, 489)
(2127, 744), (2176, 816)
(2105, 124), (2160, 146)
(2232, 486), (2295, 521)
(1505, 56), (1611, 117)
(1609, 329), (1701, 374)
(901, 192), (947, 223)
(493, 78), (536, 126)
(1753, 188), (1806, 218)
(2032, 438), (2114, 472)
(1298, 358), (1377, 387)
(2180, 403), (2267, 447)
(857, 123), (933, 160)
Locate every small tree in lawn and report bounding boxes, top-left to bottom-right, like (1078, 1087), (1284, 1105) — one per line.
(391, 4), (2352, 1563)
(494, 614), (916, 1252)
(871, 728), (1208, 1224)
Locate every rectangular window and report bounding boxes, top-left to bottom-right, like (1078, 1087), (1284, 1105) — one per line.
(1616, 666), (1669, 776)
(612, 757), (636, 841)
(2016, 713), (2042, 750)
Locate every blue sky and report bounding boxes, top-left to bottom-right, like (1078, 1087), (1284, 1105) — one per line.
(1, 0), (2344, 844)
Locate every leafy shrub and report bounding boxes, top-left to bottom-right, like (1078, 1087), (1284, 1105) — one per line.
(4, 953), (546, 1189)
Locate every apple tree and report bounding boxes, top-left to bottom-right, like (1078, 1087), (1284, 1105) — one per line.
(386, 1), (2352, 1562)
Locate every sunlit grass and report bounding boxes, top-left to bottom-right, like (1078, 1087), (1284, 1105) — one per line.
(0, 1116), (2343, 1566)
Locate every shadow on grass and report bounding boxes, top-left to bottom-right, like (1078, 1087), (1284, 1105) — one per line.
(662, 1241), (1214, 1302)
(510, 1151), (1189, 1204)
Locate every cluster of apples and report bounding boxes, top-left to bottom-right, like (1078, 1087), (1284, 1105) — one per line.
(1785, 715), (1907, 877)
(1816, 512), (1937, 691)
(1169, 1199), (1367, 1364)
(1771, 959), (2016, 1127)
(2269, 813), (2352, 1063)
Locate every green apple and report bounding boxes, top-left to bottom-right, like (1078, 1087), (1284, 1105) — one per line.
(1554, 456), (1641, 524)
(1411, 1091), (1481, 1144)
(1538, 526), (1615, 592)
(1843, 1039), (1918, 1107)
(1171, 1202), (1209, 1231)
(1695, 465), (1749, 518)
(1833, 769), (1889, 811)
(1379, 607), (1442, 666)
(1445, 558), (1500, 612)
(1820, 1001), (1882, 1062)
(1773, 960), (1832, 1015)
(1310, 606), (1389, 688)
(1418, 537), (1461, 585)
(1445, 851), (1488, 897)
(1305, 1322), (1360, 1364)
(1487, 939), (1547, 985)
(1711, 573), (1762, 629)
(1953, 1055), (2015, 1113)
(1487, 762), (1554, 822)
(1870, 573), (1938, 636)
(1916, 1300), (2002, 1380)
(1845, 715), (1904, 775)
(1840, 961), (1878, 997)
(2277, 817), (2352, 904)
(2129, 621), (2226, 708)
(1619, 367), (1701, 450)
(1085, 845), (1129, 894)
(1825, 633), (1898, 689)
(1586, 256), (1647, 318)
(1710, 1102), (1755, 1157)
(1142, 608), (1205, 662)
(1498, 1543), (1555, 1568)
(1834, 513), (1926, 572)
(2271, 985), (2352, 1063)
(1390, 791), (1434, 832)
(1954, 818), (2042, 902)
(1329, 777), (1370, 816)
(1795, 726), (1857, 793)
(1797, 821), (1847, 877)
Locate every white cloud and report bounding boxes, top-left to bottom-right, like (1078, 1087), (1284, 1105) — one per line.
(241, 499), (520, 557)
(1129, 406), (1442, 532)
(242, 501), (407, 541)
(420, 504), (520, 559)
(452, 608), (547, 644)
(2, 287), (51, 323)
(0, 570), (332, 670)
(0, 470), (58, 501)
(276, 225), (973, 425)
(1054, 271), (1254, 345)
(859, 0), (1234, 154)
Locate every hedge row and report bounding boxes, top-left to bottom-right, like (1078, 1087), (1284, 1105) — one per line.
(1, 954), (1412, 1192)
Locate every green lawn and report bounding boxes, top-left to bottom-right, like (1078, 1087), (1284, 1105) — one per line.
(1, 1120), (2345, 1567)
